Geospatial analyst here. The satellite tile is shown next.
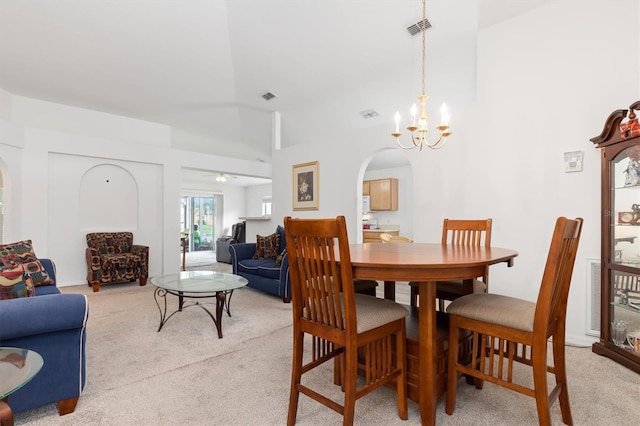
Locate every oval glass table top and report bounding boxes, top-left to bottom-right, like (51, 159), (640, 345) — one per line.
(0, 347), (44, 399)
(151, 271), (248, 293)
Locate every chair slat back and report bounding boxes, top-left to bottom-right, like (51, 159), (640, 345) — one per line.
(534, 217), (583, 336)
(441, 219), (492, 247)
(284, 216), (356, 339)
(614, 272), (640, 292)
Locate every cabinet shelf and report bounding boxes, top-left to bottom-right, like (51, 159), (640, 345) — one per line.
(612, 302), (640, 312)
(613, 184), (640, 190)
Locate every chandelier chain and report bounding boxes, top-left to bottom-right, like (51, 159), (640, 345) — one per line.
(421, 0), (426, 96)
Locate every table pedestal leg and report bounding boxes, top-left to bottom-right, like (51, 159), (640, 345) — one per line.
(418, 281), (437, 426)
(384, 281), (396, 301)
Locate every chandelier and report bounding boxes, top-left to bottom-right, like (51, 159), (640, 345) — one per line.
(392, 0), (451, 150)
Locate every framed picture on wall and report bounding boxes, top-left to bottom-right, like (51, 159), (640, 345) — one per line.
(292, 161), (319, 210)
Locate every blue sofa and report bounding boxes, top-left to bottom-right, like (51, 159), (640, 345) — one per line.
(0, 259), (89, 415)
(230, 225), (291, 302)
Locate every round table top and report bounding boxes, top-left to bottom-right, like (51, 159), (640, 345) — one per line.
(348, 243), (518, 269)
(150, 270), (248, 293)
(0, 347), (43, 399)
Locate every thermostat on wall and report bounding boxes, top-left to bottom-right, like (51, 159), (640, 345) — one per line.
(564, 151), (583, 173)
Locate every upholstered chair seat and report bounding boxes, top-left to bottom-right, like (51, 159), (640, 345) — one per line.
(446, 293), (536, 332)
(100, 252), (143, 270)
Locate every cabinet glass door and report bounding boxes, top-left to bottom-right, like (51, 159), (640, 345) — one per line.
(611, 147), (640, 266)
(611, 145), (640, 354)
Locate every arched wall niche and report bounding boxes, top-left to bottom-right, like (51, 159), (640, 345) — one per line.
(79, 164), (138, 230)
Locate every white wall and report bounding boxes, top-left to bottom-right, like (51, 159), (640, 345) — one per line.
(0, 93), (271, 284)
(271, 0), (640, 346)
(243, 183), (276, 242)
(219, 186), (247, 237)
(245, 183), (272, 217)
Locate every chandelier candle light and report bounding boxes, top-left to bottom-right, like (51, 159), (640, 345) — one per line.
(393, 0), (451, 150)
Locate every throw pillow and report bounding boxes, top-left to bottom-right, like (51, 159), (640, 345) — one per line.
(0, 264), (35, 300)
(275, 248), (287, 267)
(0, 239), (36, 266)
(0, 240), (54, 286)
(276, 225), (286, 254)
(22, 259), (55, 286)
(253, 232), (280, 260)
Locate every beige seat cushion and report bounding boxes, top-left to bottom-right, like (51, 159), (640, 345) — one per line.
(446, 293), (536, 332)
(100, 252), (142, 271)
(341, 293), (409, 334)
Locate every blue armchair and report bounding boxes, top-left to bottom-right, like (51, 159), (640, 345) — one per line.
(0, 259), (89, 415)
(229, 226), (290, 302)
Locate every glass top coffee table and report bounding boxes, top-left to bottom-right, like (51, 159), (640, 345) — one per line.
(151, 271), (248, 338)
(1, 347), (44, 426)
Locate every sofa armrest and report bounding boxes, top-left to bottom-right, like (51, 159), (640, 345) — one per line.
(85, 247), (100, 269)
(0, 294), (89, 341)
(230, 243), (256, 260)
(131, 244), (149, 256)
(131, 244), (149, 266)
(279, 252), (290, 283)
(229, 243), (256, 273)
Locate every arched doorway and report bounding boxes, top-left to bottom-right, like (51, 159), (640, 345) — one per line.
(359, 149), (413, 242)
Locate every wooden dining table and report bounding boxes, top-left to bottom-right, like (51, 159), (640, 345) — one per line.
(346, 242), (518, 425)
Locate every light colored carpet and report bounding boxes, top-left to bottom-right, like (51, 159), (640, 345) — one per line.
(13, 265), (640, 425)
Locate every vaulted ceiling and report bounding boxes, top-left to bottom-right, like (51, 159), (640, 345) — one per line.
(0, 0), (556, 167)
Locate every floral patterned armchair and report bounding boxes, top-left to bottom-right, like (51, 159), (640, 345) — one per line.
(85, 232), (149, 292)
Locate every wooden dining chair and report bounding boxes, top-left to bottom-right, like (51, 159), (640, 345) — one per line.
(284, 216), (408, 426)
(445, 217), (583, 426)
(409, 218), (492, 310)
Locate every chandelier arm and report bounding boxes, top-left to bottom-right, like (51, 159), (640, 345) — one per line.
(395, 135), (420, 150)
(424, 136), (447, 149)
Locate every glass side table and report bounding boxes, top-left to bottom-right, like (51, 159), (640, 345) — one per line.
(0, 347), (44, 426)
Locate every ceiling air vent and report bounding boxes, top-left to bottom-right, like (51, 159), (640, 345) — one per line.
(261, 91), (277, 101)
(406, 18), (431, 37)
(360, 109), (379, 119)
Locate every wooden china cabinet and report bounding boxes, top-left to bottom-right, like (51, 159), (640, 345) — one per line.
(591, 100), (640, 373)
